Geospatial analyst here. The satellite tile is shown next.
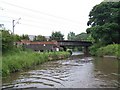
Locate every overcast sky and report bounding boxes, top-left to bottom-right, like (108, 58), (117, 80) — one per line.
(0, 0), (103, 39)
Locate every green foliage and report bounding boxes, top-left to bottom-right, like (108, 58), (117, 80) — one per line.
(0, 61), (1, 77)
(50, 31), (64, 41)
(1, 29), (31, 54)
(0, 31), (2, 53)
(87, 2), (119, 26)
(67, 32), (76, 40)
(13, 34), (22, 41)
(21, 34), (29, 40)
(87, 2), (120, 45)
(96, 44), (120, 58)
(117, 45), (120, 58)
(75, 33), (89, 41)
(87, 23), (119, 44)
(86, 34), (95, 42)
(67, 32), (91, 51)
(89, 43), (102, 56)
(89, 44), (120, 58)
(2, 51), (70, 77)
(33, 35), (47, 41)
(67, 32), (91, 41)
(1, 30), (14, 53)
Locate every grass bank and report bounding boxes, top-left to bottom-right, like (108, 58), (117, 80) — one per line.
(2, 51), (70, 77)
(90, 44), (120, 59)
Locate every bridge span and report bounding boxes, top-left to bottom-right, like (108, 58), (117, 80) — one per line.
(57, 40), (92, 55)
(57, 40), (92, 46)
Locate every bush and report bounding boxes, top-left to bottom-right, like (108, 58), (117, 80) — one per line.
(1, 30), (14, 53)
(2, 51), (70, 77)
(96, 44), (120, 58)
(89, 44), (102, 55)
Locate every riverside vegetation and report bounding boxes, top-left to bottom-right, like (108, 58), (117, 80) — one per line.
(1, 29), (70, 77)
(86, 1), (120, 58)
(2, 51), (70, 77)
(2, 1), (120, 78)
(89, 44), (120, 59)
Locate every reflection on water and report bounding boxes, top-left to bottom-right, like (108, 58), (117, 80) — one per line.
(2, 52), (119, 89)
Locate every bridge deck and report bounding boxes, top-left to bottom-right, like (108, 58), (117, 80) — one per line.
(57, 40), (92, 47)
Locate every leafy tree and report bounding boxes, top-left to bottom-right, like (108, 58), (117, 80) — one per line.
(1, 30), (14, 53)
(50, 31), (64, 41)
(21, 34), (29, 40)
(0, 31), (1, 49)
(67, 32), (76, 40)
(13, 34), (22, 41)
(86, 34), (95, 42)
(33, 35), (47, 41)
(67, 32), (90, 41)
(74, 33), (89, 41)
(87, 2), (119, 26)
(87, 1), (120, 45)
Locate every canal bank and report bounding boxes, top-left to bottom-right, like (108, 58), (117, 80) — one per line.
(2, 51), (70, 77)
(2, 52), (119, 89)
(90, 44), (120, 60)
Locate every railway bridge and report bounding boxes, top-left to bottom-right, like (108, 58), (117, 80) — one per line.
(57, 40), (92, 55)
(16, 40), (92, 55)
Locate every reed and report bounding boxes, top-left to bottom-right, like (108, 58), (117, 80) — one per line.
(2, 51), (70, 77)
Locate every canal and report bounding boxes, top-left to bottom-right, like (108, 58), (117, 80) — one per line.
(2, 52), (119, 89)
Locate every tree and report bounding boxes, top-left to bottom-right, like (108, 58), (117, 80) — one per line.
(1, 30), (14, 53)
(87, 1), (120, 45)
(13, 34), (22, 41)
(33, 35), (47, 41)
(67, 32), (76, 40)
(67, 32), (90, 41)
(50, 31), (64, 41)
(21, 34), (29, 40)
(74, 33), (89, 41)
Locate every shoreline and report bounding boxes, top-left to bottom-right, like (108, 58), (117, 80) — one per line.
(103, 55), (117, 59)
(2, 51), (70, 77)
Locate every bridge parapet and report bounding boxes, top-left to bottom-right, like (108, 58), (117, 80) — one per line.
(57, 40), (92, 47)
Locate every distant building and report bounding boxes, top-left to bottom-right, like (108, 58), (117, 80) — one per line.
(45, 36), (50, 41)
(28, 35), (36, 41)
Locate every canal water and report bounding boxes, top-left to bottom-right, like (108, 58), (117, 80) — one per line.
(2, 52), (119, 89)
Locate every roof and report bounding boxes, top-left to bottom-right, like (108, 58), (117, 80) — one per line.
(16, 40), (58, 45)
(31, 41), (57, 45)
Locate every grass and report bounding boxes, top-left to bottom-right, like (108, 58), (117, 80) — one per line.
(2, 51), (70, 77)
(96, 44), (120, 58)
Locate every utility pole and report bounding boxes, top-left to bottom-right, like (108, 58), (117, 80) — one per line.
(12, 18), (21, 34)
(12, 20), (15, 34)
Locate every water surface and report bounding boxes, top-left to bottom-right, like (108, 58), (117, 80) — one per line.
(2, 52), (119, 89)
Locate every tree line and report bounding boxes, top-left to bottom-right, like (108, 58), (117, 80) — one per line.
(1, 29), (89, 53)
(1, 1), (119, 55)
(87, 1), (120, 45)
(86, 1), (120, 56)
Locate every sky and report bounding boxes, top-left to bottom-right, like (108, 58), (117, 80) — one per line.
(0, 0), (103, 39)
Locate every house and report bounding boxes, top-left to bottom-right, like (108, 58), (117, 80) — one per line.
(16, 40), (59, 52)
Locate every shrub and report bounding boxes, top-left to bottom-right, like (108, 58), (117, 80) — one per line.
(89, 44), (102, 55)
(2, 51), (70, 77)
(96, 44), (119, 57)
